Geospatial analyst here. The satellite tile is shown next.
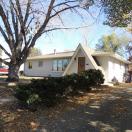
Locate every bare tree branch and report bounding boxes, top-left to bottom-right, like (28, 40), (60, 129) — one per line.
(43, 24), (95, 34)
(0, 43), (11, 57)
(0, 58), (9, 65)
(24, 0), (32, 25)
(53, 1), (77, 8)
(15, 0), (24, 26)
(0, 25), (9, 44)
(29, 0), (56, 48)
(50, 5), (79, 19)
(0, 4), (15, 53)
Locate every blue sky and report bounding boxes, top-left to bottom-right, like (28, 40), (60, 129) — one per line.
(34, 6), (129, 54)
(35, 22), (127, 54)
(35, 23), (112, 54)
(0, 5), (130, 56)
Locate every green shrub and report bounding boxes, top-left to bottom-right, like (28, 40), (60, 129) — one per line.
(15, 84), (41, 107)
(80, 69), (104, 86)
(15, 69), (104, 108)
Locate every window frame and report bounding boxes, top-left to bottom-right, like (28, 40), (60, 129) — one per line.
(62, 59), (69, 71)
(52, 58), (70, 72)
(52, 60), (58, 71)
(57, 59), (63, 71)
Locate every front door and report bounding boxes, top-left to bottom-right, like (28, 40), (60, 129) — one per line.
(78, 57), (85, 74)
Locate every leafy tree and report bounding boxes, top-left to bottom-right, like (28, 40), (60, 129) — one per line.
(29, 47), (42, 57)
(100, 0), (132, 27)
(96, 33), (130, 56)
(81, 0), (132, 28)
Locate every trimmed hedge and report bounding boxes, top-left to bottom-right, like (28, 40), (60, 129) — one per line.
(15, 69), (104, 108)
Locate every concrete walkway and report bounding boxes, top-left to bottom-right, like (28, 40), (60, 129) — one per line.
(37, 87), (132, 132)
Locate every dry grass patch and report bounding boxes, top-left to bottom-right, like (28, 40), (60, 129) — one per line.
(0, 83), (131, 131)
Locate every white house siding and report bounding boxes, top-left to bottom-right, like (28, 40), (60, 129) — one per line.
(108, 57), (125, 82)
(94, 56), (109, 82)
(67, 48), (95, 74)
(24, 59), (63, 77)
(24, 44), (128, 83)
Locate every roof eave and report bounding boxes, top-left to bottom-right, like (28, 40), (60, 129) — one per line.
(27, 55), (72, 61)
(92, 53), (130, 64)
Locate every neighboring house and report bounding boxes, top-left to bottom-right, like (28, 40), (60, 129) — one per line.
(24, 44), (131, 83)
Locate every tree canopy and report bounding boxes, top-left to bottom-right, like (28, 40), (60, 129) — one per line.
(29, 47), (42, 57)
(96, 33), (130, 57)
(101, 0), (132, 27)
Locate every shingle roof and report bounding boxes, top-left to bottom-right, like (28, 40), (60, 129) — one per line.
(27, 51), (74, 60)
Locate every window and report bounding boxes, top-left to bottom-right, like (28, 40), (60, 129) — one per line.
(53, 60), (57, 71)
(28, 62), (32, 69)
(62, 59), (69, 70)
(38, 61), (43, 67)
(58, 60), (63, 71)
(52, 59), (70, 71)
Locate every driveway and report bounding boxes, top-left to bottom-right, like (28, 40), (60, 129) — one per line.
(37, 86), (132, 132)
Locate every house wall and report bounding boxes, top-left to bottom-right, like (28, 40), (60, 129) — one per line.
(67, 48), (95, 74)
(24, 59), (63, 77)
(95, 56), (126, 82)
(108, 57), (125, 82)
(94, 56), (109, 82)
(24, 49), (127, 83)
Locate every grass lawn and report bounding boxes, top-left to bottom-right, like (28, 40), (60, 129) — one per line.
(0, 82), (132, 131)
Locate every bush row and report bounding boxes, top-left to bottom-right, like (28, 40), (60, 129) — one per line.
(15, 69), (104, 108)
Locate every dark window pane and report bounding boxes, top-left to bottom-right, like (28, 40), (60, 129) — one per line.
(28, 62), (32, 69)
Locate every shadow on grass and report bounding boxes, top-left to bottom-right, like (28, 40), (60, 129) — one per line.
(0, 82), (132, 132)
(36, 88), (132, 132)
(0, 118), (4, 130)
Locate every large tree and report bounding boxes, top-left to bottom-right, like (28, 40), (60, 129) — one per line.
(0, 0), (95, 81)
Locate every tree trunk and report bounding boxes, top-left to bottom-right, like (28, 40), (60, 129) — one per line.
(6, 63), (20, 82)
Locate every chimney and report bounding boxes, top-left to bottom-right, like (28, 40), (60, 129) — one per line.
(54, 49), (56, 54)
